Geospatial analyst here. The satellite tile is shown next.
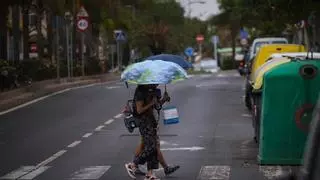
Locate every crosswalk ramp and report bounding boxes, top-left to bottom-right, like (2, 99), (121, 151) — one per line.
(0, 165), (289, 180)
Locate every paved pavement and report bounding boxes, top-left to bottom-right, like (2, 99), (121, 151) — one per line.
(0, 70), (288, 180)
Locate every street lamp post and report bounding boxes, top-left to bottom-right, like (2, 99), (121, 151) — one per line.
(64, 11), (72, 79)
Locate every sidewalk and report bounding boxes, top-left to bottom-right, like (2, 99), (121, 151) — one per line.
(0, 73), (120, 112)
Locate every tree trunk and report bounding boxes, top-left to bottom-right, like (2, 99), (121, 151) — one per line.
(0, 8), (8, 60)
(23, 6), (29, 60)
(12, 5), (21, 65)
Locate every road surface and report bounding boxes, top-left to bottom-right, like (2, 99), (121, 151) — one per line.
(0, 70), (287, 180)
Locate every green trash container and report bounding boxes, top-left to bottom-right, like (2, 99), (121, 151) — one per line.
(258, 59), (320, 165)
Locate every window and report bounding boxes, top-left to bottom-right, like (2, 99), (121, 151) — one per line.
(271, 41), (288, 44)
(253, 42), (269, 54)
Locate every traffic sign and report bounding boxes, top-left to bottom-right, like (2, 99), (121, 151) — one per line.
(185, 47), (194, 57)
(114, 30), (127, 42)
(77, 18), (88, 31)
(76, 6), (89, 32)
(77, 6), (89, 17)
(240, 38), (248, 46)
(196, 34), (204, 42)
(211, 35), (219, 44)
(240, 28), (249, 39)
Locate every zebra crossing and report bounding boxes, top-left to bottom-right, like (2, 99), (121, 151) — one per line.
(0, 164), (288, 180)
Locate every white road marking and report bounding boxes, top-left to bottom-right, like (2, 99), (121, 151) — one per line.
(67, 140), (82, 148)
(72, 83), (99, 90)
(0, 80), (119, 116)
(0, 166), (51, 180)
(217, 74), (227, 77)
(105, 86), (121, 89)
(104, 119), (114, 125)
(233, 73), (240, 77)
(259, 166), (284, 179)
(95, 125), (105, 131)
(160, 146), (205, 151)
(37, 150), (67, 167)
(114, 113), (123, 119)
(242, 113), (252, 118)
(82, 133), (93, 138)
(0, 88), (69, 116)
(0, 166), (34, 179)
(69, 166), (111, 179)
(197, 166), (231, 180)
(19, 166), (51, 180)
(200, 74), (213, 78)
(159, 140), (178, 146)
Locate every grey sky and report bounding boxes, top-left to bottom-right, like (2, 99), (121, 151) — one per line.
(178, 0), (221, 21)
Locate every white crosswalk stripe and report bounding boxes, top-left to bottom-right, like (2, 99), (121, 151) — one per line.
(0, 164), (289, 180)
(259, 166), (284, 180)
(197, 166), (231, 180)
(69, 166), (111, 180)
(0, 166), (51, 180)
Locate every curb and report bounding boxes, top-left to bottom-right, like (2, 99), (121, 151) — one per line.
(0, 74), (120, 114)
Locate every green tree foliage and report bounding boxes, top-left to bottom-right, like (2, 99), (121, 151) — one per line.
(212, 0), (320, 36)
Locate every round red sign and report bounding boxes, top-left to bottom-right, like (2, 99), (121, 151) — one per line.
(196, 35), (204, 42)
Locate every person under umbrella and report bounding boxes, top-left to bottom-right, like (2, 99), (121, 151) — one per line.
(132, 87), (180, 177)
(122, 60), (188, 180)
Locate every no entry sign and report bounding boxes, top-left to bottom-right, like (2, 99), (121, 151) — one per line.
(196, 34), (204, 43)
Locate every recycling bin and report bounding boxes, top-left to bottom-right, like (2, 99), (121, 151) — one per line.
(258, 59), (320, 165)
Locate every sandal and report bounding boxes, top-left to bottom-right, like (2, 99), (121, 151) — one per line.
(125, 163), (137, 179)
(144, 174), (160, 180)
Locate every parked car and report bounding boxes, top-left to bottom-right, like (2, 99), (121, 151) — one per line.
(249, 37), (288, 60)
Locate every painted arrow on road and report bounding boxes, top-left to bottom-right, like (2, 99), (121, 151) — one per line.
(160, 146), (205, 151)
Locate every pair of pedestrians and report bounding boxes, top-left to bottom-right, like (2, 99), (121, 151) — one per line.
(125, 84), (179, 180)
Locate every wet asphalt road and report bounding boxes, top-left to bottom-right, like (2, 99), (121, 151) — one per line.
(0, 70), (285, 180)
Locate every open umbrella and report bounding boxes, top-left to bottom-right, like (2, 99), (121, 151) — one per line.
(121, 60), (188, 84)
(145, 54), (193, 70)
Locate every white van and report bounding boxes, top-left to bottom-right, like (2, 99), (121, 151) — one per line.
(249, 37), (288, 60)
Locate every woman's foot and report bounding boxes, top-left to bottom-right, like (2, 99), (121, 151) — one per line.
(164, 165), (180, 175)
(125, 163), (137, 179)
(144, 174), (160, 180)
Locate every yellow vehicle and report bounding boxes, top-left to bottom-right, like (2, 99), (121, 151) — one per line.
(249, 44), (306, 82)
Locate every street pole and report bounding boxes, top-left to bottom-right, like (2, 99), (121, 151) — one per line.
(111, 45), (114, 71)
(71, 0), (75, 78)
(214, 40), (217, 60)
(117, 41), (120, 71)
(66, 24), (70, 78)
(56, 17), (60, 81)
(81, 33), (85, 76)
(70, 23), (73, 78)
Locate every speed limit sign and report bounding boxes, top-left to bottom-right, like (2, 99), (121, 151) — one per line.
(76, 6), (89, 32)
(77, 18), (88, 31)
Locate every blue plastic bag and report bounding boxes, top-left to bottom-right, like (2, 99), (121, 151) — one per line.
(163, 106), (180, 125)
